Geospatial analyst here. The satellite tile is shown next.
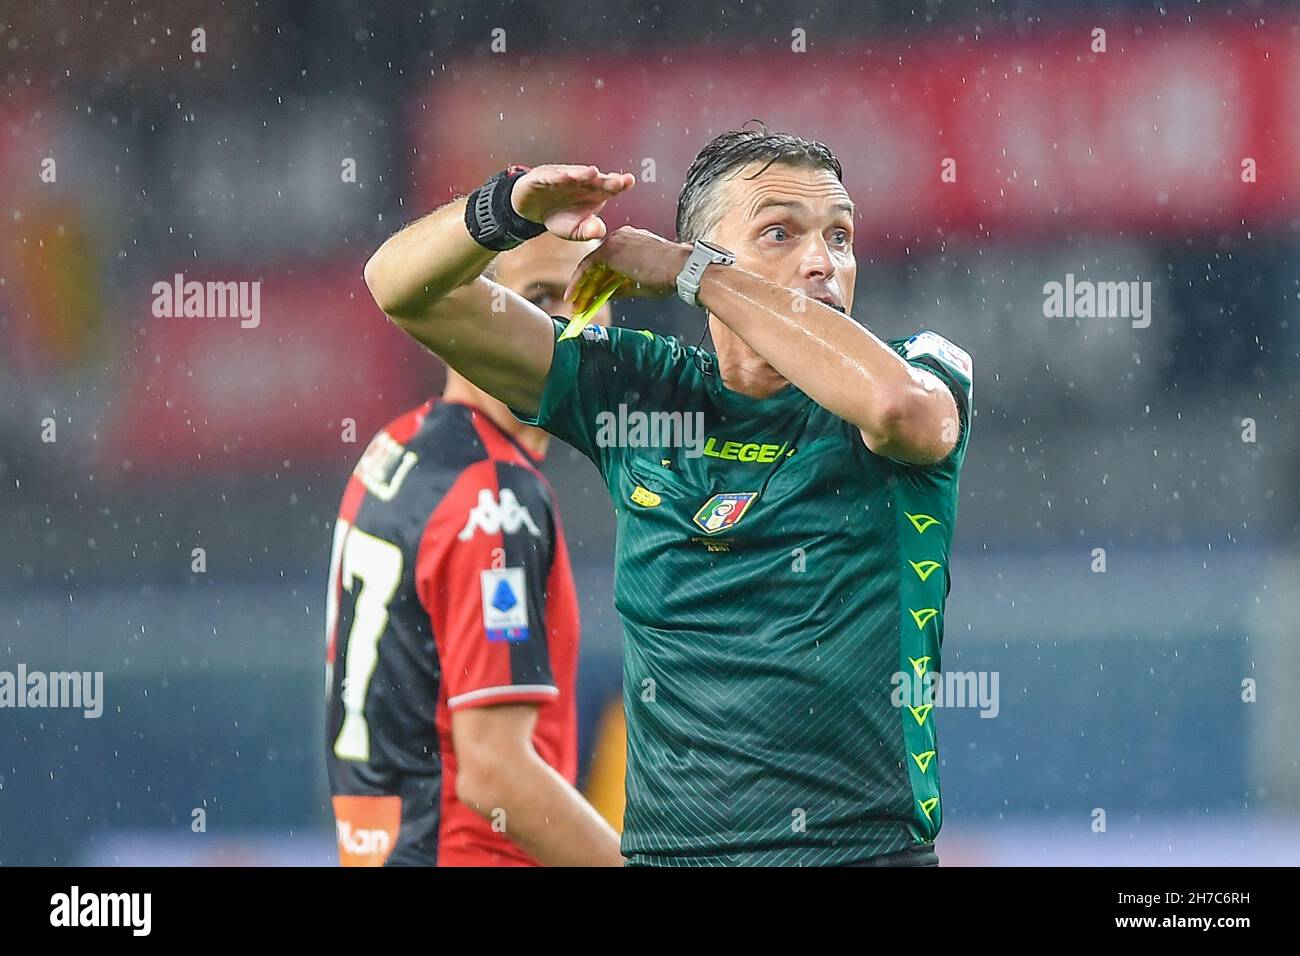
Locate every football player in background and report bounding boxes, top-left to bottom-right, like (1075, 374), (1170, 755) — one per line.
(325, 230), (622, 866)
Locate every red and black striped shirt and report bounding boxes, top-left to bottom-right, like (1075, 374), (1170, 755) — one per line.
(325, 398), (580, 866)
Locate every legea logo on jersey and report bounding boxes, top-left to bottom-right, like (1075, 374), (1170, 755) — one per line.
(692, 492), (758, 534)
(701, 436), (795, 463)
(458, 489), (541, 540)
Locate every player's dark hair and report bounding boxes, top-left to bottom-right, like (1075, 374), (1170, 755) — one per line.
(674, 120), (844, 243)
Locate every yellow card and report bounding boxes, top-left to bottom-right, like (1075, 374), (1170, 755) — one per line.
(557, 282), (620, 342)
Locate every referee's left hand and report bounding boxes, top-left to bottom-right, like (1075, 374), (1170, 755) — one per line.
(565, 226), (692, 310)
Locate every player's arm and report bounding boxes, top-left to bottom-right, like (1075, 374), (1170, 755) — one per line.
(564, 227), (959, 465)
(452, 704), (623, 867)
(696, 264), (960, 464)
(418, 460), (622, 866)
(362, 165), (635, 417)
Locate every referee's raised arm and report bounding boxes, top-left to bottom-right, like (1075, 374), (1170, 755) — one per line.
(362, 164), (635, 417)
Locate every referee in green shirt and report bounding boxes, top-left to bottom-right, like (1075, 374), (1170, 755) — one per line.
(362, 124), (973, 867)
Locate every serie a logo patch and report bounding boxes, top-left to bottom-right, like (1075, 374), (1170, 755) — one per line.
(480, 568), (530, 642)
(692, 492), (758, 534)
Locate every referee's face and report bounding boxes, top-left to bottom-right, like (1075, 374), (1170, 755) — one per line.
(711, 162), (856, 317)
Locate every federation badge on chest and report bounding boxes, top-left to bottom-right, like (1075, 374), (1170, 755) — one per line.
(692, 492), (758, 534)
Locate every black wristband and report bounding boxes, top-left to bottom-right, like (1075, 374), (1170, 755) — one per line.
(464, 164), (548, 251)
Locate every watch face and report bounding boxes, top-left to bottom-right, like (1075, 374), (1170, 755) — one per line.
(698, 239), (736, 259)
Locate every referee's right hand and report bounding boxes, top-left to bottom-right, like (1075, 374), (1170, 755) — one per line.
(511, 164), (636, 242)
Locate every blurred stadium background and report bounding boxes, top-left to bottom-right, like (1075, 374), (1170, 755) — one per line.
(2, 0), (1298, 865)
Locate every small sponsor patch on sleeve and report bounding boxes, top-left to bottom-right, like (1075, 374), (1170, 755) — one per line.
(480, 567), (530, 642)
(904, 331), (972, 378)
(580, 324), (609, 342)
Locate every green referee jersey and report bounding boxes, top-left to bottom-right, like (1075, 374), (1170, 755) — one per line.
(517, 317), (973, 866)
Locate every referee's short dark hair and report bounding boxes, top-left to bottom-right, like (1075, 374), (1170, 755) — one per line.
(675, 120), (844, 243)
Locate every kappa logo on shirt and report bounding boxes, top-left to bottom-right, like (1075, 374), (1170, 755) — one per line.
(458, 489), (542, 540)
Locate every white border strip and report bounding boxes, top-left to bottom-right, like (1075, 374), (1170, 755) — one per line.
(448, 684), (559, 708)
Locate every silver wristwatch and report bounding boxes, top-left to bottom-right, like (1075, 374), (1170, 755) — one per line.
(676, 239), (736, 308)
